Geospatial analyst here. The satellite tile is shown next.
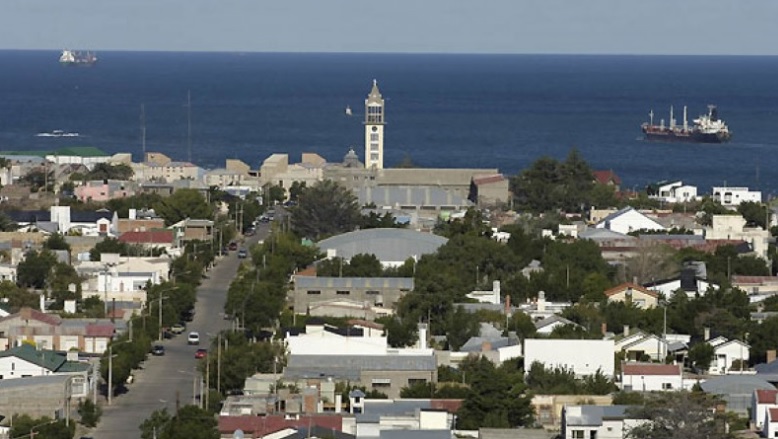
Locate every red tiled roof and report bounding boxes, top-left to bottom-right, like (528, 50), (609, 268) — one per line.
(218, 414), (342, 436)
(119, 230), (174, 245)
(593, 170), (622, 186)
(733, 276), (778, 286)
(430, 399), (464, 413)
(295, 265), (317, 277)
(604, 283), (658, 298)
(472, 174), (505, 186)
(347, 319), (385, 330)
(85, 323), (115, 338)
(770, 408), (778, 421)
(757, 389), (778, 404)
(7, 307), (62, 326)
(622, 363), (680, 376)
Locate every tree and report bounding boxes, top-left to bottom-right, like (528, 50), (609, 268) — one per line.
(90, 237), (131, 261)
(78, 398), (102, 427)
(738, 201), (768, 229)
(153, 189), (213, 226)
(290, 180), (360, 239)
(688, 342), (715, 372)
(0, 212), (18, 231)
(289, 181), (307, 202)
(626, 391), (729, 439)
(44, 232), (71, 252)
(86, 162), (134, 181)
(10, 415), (74, 439)
(376, 316), (418, 348)
(17, 250), (59, 289)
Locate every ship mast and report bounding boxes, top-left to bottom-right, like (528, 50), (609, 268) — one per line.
(186, 90), (192, 163)
(683, 106), (688, 132)
(140, 103), (146, 157)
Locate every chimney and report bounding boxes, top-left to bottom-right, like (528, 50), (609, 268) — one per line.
(601, 322), (607, 336)
(66, 350), (79, 362)
(704, 327), (711, 341)
(335, 394), (342, 414)
(623, 325), (630, 337)
(537, 291), (547, 313)
(129, 208), (137, 220)
(39, 294), (45, 312)
(481, 341), (492, 352)
(768, 350), (777, 364)
(417, 323), (428, 350)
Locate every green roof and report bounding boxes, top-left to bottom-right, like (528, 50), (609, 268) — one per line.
(57, 361), (91, 373)
(1, 146), (108, 158)
(0, 344), (65, 371)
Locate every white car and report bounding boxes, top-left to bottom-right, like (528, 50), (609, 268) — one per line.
(187, 331), (200, 345)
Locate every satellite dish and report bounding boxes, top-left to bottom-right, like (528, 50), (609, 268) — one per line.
(232, 429), (244, 439)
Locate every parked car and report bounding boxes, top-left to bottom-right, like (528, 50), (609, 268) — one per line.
(237, 249), (248, 259)
(195, 348), (208, 359)
(228, 242), (238, 251)
(187, 331), (200, 345)
(170, 323), (186, 334)
(244, 228), (256, 237)
(151, 345), (165, 356)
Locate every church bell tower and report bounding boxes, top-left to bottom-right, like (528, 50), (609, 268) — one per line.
(364, 79), (385, 169)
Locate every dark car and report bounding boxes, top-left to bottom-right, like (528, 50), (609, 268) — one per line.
(228, 241), (238, 251)
(151, 345), (165, 356)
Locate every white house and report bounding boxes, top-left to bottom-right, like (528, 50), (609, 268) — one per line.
(706, 215), (770, 260)
(616, 333), (664, 362)
(711, 186), (761, 208)
(709, 339), (750, 375)
(595, 207), (666, 235)
(643, 274), (718, 299)
(765, 408), (778, 439)
(753, 389), (778, 430)
(562, 405), (646, 439)
(534, 315), (580, 336)
(650, 181), (699, 204)
(620, 363), (682, 392)
(524, 339), (615, 377)
(0, 345), (90, 393)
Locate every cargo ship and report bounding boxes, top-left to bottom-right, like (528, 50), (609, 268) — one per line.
(59, 49), (97, 66)
(641, 105), (731, 143)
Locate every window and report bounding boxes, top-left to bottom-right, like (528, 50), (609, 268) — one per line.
(336, 290), (350, 295)
(366, 290), (380, 295)
(306, 290), (321, 295)
(370, 133), (379, 141)
(662, 382), (673, 390)
(408, 378), (427, 386)
(372, 378), (391, 388)
(571, 430), (584, 439)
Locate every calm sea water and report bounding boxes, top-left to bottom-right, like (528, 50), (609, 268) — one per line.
(1, 51), (778, 196)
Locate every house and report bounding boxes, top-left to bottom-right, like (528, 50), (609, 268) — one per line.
(647, 181), (699, 204)
(534, 315), (580, 336)
(291, 276), (413, 316)
(701, 375), (775, 417)
(524, 339), (615, 377)
(466, 280), (502, 305)
(593, 170), (622, 191)
(317, 229), (448, 268)
(170, 218), (214, 245)
(0, 307), (116, 353)
(218, 414), (345, 439)
(0, 374), (93, 420)
(74, 179), (136, 202)
(764, 408), (778, 439)
(753, 389), (778, 430)
(348, 398), (461, 438)
(620, 363), (682, 392)
(118, 230), (175, 252)
(132, 153), (204, 182)
(562, 405), (646, 439)
(0, 344), (90, 380)
(456, 323), (522, 365)
(519, 291), (572, 320)
(531, 395), (613, 431)
(595, 207), (666, 235)
(469, 174), (510, 207)
(6, 206), (117, 236)
(706, 214), (770, 260)
(711, 186), (761, 208)
(732, 275), (778, 303)
(604, 283), (659, 309)
(116, 208), (165, 234)
(615, 331), (664, 362)
(283, 321), (435, 399)
(643, 269), (718, 299)
(709, 338), (750, 375)
(258, 153), (326, 194)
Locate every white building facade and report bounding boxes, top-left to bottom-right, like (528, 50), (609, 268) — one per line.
(711, 186), (761, 208)
(524, 339), (615, 377)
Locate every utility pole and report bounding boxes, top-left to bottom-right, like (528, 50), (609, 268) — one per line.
(205, 351), (210, 411)
(158, 293), (164, 341)
(217, 332), (222, 395)
(108, 345), (113, 405)
(141, 103), (146, 157)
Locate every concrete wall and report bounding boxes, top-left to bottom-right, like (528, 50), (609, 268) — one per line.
(0, 379), (68, 419)
(360, 369), (437, 399)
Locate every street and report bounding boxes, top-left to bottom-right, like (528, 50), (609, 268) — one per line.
(91, 224), (269, 438)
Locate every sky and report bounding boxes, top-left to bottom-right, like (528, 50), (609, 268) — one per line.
(1, 0), (777, 55)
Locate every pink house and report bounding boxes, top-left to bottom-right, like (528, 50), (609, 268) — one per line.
(75, 180), (136, 203)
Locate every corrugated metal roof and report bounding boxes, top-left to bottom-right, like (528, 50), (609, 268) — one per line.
(317, 229), (447, 263)
(294, 277), (413, 290)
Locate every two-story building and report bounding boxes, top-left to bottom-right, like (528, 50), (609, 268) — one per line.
(292, 275), (413, 317)
(0, 308), (115, 353)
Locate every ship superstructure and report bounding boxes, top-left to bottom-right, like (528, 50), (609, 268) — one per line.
(59, 50), (97, 66)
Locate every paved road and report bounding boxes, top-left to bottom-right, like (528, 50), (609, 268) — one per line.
(92, 224), (269, 438)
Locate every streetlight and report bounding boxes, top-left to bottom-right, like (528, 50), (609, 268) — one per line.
(179, 369), (203, 409)
(154, 286), (180, 341)
(13, 419), (59, 439)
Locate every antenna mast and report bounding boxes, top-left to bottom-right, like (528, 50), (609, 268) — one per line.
(140, 103), (146, 158)
(187, 90), (192, 163)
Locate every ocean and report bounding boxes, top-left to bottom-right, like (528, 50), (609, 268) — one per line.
(1, 51), (778, 196)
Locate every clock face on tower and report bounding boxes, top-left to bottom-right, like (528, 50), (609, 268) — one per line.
(372, 126), (378, 132)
